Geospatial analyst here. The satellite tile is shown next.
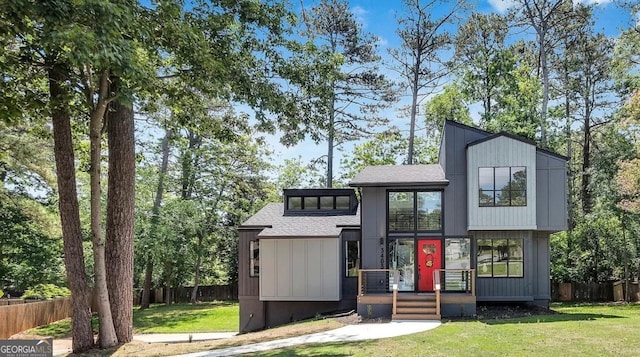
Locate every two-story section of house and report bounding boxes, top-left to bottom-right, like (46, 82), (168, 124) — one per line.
(237, 120), (567, 332)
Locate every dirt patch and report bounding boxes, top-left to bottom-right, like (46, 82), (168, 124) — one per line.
(475, 303), (558, 320)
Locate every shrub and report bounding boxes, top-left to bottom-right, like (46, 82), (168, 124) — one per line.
(0, 289), (3, 299)
(21, 284), (70, 300)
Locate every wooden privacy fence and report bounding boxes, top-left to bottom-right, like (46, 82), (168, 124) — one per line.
(151, 284), (238, 304)
(552, 282), (614, 302)
(0, 297), (72, 338)
(171, 284), (238, 303)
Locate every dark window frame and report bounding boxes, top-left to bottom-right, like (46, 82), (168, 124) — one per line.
(249, 240), (259, 278)
(476, 238), (524, 278)
(478, 166), (527, 207)
(345, 240), (360, 278)
(283, 189), (357, 216)
(387, 190), (443, 233)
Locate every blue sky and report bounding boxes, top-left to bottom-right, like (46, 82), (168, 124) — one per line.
(259, 0), (634, 180)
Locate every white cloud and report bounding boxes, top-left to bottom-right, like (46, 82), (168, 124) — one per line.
(487, 0), (517, 14)
(377, 37), (389, 47)
(574, 0), (613, 5)
(351, 5), (368, 28)
(487, 0), (612, 14)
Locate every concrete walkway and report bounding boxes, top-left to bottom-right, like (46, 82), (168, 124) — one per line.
(179, 320), (441, 357)
(53, 320), (440, 356)
(52, 333), (237, 356)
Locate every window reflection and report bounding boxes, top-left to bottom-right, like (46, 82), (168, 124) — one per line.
(389, 239), (415, 291)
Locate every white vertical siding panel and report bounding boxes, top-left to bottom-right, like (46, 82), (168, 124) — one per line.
(322, 239), (339, 299)
(291, 240), (307, 297)
(260, 240), (276, 298)
(468, 136), (537, 230)
(276, 241), (291, 297)
(260, 238), (340, 301)
(306, 240), (323, 298)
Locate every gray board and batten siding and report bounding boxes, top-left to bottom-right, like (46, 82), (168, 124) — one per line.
(350, 165), (449, 270)
(238, 203), (359, 333)
(439, 120), (568, 235)
(439, 120), (566, 305)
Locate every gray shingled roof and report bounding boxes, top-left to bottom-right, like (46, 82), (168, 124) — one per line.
(241, 203), (360, 238)
(349, 164), (448, 187)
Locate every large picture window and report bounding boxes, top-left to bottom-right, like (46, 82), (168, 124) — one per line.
(389, 239), (415, 291)
(477, 238), (523, 278)
(389, 191), (442, 232)
(479, 167), (527, 207)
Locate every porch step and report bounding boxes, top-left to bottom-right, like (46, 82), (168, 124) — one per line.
(396, 294), (436, 302)
(395, 300), (437, 308)
(393, 293), (440, 321)
(392, 313), (441, 320)
(395, 307), (437, 314)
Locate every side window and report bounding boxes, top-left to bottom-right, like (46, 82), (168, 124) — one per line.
(250, 240), (259, 277)
(345, 241), (360, 277)
(477, 238), (523, 278)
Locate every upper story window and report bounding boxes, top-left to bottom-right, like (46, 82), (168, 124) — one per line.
(388, 191), (442, 232)
(479, 167), (526, 207)
(284, 189), (358, 216)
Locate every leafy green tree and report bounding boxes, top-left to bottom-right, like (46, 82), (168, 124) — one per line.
(300, 0), (396, 187)
(389, 0), (467, 164)
(512, 0), (573, 147)
(569, 33), (616, 214)
(423, 82), (472, 150)
(340, 129), (434, 183)
(0, 200), (64, 291)
(455, 13), (509, 124)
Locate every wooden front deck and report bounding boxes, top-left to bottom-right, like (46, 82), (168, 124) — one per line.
(357, 269), (476, 321)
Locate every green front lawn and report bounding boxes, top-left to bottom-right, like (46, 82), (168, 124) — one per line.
(27, 301), (238, 338)
(133, 301), (238, 333)
(254, 303), (640, 357)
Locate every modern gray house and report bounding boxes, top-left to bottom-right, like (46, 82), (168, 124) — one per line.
(238, 120), (568, 332)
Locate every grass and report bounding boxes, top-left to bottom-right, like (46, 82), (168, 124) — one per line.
(27, 301), (238, 338)
(32, 302), (640, 357)
(76, 318), (343, 357)
(252, 303), (640, 357)
(132, 301), (238, 333)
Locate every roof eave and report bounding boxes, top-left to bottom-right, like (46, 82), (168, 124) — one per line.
(238, 225), (272, 230)
(349, 180), (449, 187)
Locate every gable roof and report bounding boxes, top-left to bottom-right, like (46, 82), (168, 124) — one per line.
(466, 131), (569, 161)
(240, 202), (360, 238)
(447, 120), (569, 161)
(349, 164), (448, 187)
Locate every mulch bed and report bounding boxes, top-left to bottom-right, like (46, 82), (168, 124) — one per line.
(331, 303), (558, 324)
(474, 303), (558, 320)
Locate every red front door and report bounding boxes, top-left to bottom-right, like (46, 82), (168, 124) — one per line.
(417, 239), (441, 291)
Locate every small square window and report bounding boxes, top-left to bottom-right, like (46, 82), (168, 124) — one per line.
(288, 197), (302, 210)
(304, 196), (318, 210)
(336, 196), (350, 210)
(320, 196), (334, 210)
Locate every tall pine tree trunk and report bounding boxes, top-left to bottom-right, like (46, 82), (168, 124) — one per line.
(49, 65), (94, 353)
(190, 233), (204, 305)
(105, 78), (135, 343)
(89, 78), (118, 348)
(141, 130), (171, 309)
(407, 51), (421, 166)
